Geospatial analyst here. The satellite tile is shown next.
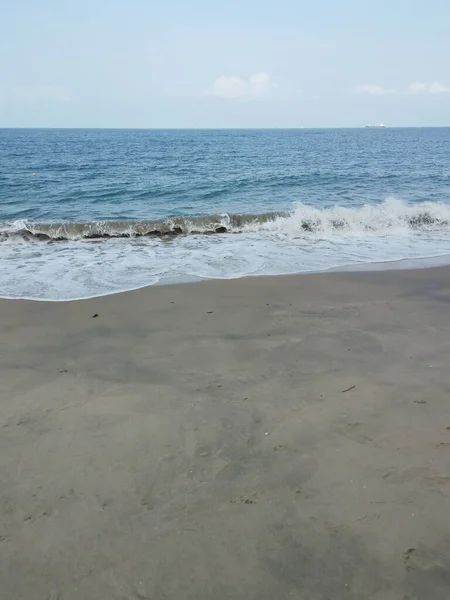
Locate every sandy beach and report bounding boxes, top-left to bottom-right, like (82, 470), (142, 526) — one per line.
(1, 267), (450, 599)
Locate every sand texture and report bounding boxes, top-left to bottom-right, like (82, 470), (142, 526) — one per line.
(1, 268), (450, 599)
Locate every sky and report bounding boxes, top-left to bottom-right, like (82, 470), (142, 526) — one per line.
(1, 0), (449, 128)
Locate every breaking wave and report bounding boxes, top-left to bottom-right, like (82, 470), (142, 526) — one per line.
(1, 198), (450, 243)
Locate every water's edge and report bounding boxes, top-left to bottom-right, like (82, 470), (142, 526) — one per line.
(3, 253), (449, 303)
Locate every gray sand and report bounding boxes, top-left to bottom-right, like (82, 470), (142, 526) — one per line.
(1, 268), (450, 599)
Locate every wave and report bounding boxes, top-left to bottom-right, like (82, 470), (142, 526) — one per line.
(1, 198), (450, 242)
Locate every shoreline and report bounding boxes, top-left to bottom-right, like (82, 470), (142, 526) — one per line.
(2, 251), (450, 303)
(2, 266), (450, 598)
(3, 195), (450, 302)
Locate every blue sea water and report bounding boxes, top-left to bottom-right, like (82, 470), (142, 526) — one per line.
(1, 127), (450, 300)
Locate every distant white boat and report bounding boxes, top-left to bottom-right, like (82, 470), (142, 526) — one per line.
(365, 124), (386, 128)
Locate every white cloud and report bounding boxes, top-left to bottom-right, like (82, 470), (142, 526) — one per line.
(207, 72), (276, 99)
(353, 84), (396, 95)
(408, 82), (428, 93)
(353, 81), (450, 96)
(408, 81), (450, 94)
(208, 76), (247, 99)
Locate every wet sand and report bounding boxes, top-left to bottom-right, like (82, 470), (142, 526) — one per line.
(1, 267), (450, 599)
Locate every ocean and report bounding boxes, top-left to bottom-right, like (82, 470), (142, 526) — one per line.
(1, 127), (450, 300)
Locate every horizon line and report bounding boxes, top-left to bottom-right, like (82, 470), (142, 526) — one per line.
(1, 125), (450, 130)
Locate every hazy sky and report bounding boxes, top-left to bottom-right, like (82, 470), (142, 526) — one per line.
(1, 0), (449, 128)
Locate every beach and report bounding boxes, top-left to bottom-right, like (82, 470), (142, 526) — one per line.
(1, 266), (450, 599)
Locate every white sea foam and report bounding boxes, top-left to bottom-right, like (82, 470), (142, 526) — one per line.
(245, 198), (450, 237)
(1, 199), (450, 300)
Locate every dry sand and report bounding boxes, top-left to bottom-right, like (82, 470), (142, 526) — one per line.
(1, 267), (450, 599)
